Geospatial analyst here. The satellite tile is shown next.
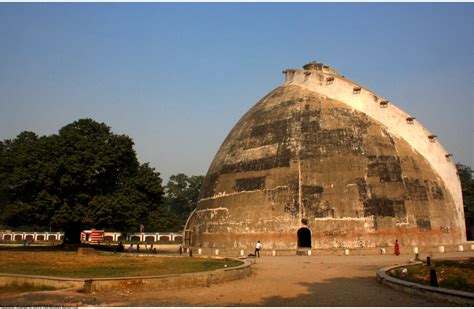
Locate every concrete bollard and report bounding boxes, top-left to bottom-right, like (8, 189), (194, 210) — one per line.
(429, 268), (439, 287)
(471, 244), (474, 251)
(380, 248), (386, 255)
(308, 250), (312, 256)
(413, 247), (418, 254)
(198, 248), (202, 255)
(438, 246), (445, 253)
(344, 249), (350, 256)
(458, 245), (464, 252)
(215, 249), (219, 256)
(240, 249), (244, 257)
(272, 250), (276, 256)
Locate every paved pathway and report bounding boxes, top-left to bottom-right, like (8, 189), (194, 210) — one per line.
(1, 252), (472, 306)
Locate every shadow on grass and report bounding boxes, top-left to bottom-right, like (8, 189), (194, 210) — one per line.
(0, 243), (180, 255)
(0, 244), (80, 252)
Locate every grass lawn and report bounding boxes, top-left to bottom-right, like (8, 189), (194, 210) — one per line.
(0, 281), (58, 295)
(0, 251), (242, 278)
(388, 259), (474, 293)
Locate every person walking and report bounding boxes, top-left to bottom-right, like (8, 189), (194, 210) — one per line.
(394, 239), (400, 256)
(255, 240), (262, 258)
(117, 241), (124, 252)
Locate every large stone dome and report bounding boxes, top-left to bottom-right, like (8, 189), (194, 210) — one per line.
(185, 62), (465, 251)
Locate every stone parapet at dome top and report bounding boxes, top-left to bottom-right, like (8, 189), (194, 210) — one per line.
(283, 61), (342, 78)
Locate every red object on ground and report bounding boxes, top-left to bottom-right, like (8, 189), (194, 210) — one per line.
(81, 229), (105, 243)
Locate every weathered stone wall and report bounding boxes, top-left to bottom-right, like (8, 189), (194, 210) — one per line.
(283, 67), (463, 228)
(185, 64), (465, 251)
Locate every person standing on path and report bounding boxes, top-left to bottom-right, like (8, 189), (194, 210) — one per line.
(394, 239), (400, 256)
(255, 240), (262, 258)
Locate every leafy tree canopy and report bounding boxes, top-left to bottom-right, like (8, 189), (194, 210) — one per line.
(146, 173), (204, 232)
(0, 119), (164, 242)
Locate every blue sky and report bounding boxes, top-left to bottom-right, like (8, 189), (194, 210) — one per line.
(0, 3), (473, 181)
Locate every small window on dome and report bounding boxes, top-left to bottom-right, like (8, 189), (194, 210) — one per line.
(406, 117), (416, 124)
(445, 154), (453, 161)
(428, 135), (437, 142)
(353, 87), (361, 94)
(326, 77), (334, 85)
(380, 101), (389, 108)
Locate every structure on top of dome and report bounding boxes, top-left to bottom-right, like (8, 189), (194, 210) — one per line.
(184, 62), (465, 253)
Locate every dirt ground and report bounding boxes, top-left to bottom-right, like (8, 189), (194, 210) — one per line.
(1, 251), (472, 307)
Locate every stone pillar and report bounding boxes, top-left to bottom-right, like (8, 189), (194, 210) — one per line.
(308, 250), (312, 256)
(215, 249), (219, 256)
(438, 246), (445, 253)
(344, 249), (350, 256)
(458, 245), (464, 252)
(380, 248), (386, 254)
(198, 248), (202, 255)
(272, 250), (276, 256)
(240, 249), (244, 257)
(413, 247), (419, 254)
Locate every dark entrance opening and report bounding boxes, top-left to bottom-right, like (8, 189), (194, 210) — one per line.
(297, 227), (312, 248)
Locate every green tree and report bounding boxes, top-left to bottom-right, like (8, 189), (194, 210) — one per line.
(0, 119), (164, 243)
(457, 163), (474, 240)
(146, 173), (203, 231)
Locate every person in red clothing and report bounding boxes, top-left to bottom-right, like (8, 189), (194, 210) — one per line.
(394, 239), (400, 256)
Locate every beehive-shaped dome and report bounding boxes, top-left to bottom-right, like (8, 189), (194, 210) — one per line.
(185, 62), (465, 251)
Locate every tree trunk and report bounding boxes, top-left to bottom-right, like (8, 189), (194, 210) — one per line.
(61, 222), (82, 244)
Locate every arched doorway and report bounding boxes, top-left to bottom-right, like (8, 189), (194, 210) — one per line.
(297, 227), (312, 248)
